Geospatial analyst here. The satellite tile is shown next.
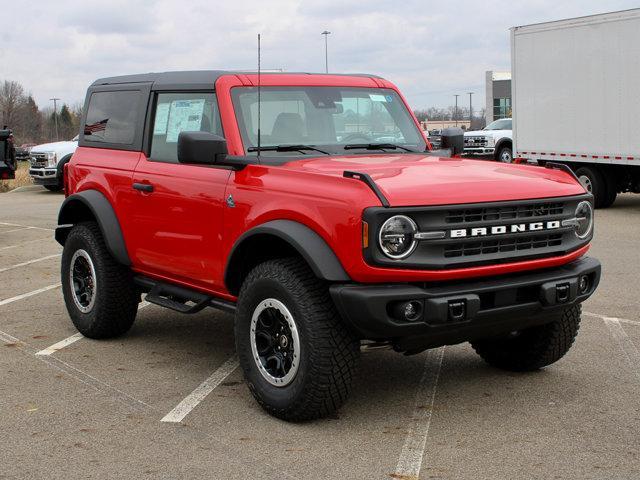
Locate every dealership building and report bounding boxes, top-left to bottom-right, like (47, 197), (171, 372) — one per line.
(485, 71), (511, 124)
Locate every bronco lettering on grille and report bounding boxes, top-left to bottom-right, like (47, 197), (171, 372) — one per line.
(450, 220), (561, 238)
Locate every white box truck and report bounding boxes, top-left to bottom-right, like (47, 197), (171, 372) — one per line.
(511, 9), (640, 208)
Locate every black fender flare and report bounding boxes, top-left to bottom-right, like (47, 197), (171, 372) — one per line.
(55, 190), (131, 266)
(494, 137), (512, 153)
(224, 220), (350, 295)
(56, 153), (73, 179)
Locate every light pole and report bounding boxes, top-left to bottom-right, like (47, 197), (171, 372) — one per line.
(467, 92), (474, 128)
(50, 97), (60, 141)
(321, 30), (331, 73)
(453, 94), (460, 126)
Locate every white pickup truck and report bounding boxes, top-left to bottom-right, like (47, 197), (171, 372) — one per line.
(463, 118), (513, 162)
(29, 136), (78, 191)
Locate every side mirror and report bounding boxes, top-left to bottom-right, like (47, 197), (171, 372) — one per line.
(440, 127), (464, 156)
(177, 131), (227, 165)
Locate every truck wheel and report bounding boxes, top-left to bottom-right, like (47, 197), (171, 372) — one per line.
(496, 145), (513, 163)
(45, 184), (63, 192)
(235, 258), (360, 421)
(61, 222), (139, 339)
(575, 166), (608, 208)
(470, 305), (581, 371)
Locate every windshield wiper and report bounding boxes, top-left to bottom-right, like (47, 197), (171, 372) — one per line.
(247, 144), (331, 155)
(343, 143), (419, 153)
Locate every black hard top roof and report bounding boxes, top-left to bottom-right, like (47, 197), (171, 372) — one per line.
(91, 70), (382, 90)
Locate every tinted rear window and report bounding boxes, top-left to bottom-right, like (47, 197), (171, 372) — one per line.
(84, 91), (140, 144)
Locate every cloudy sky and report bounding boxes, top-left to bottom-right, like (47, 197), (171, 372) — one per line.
(2, 0), (638, 111)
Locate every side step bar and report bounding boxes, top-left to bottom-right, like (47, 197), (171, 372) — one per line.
(134, 276), (236, 315)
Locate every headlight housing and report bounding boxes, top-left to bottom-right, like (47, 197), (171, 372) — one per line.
(485, 136), (495, 147)
(46, 152), (58, 167)
(574, 201), (593, 239)
(379, 215), (418, 259)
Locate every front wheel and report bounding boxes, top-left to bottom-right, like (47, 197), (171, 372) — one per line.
(61, 222), (139, 339)
(496, 145), (513, 163)
(471, 305), (581, 371)
(44, 184), (63, 192)
(235, 258), (360, 421)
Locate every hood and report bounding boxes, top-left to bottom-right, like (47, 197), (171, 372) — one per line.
(31, 140), (78, 154)
(282, 154), (586, 207)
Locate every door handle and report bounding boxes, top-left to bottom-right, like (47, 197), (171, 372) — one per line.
(132, 183), (154, 193)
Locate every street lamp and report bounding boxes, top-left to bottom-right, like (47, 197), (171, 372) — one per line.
(453, 94), (460, 126)
(321, 30), (331, 73)
(50, 97), (60, 141)
(467, 92), (474, 128)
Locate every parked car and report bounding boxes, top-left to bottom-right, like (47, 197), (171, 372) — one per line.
(0, 129), (16, 180)
(29, 136), (78, 191)
(55, 71), (600, 421)
(427, 129), (442, 149)
(15, 143), (37, 162)
(464, 118), (512, 162)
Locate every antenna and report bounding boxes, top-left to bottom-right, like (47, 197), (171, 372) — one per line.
(257, 33), (261, 160)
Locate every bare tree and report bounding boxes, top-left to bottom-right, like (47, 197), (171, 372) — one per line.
(0, 80), (26, 129)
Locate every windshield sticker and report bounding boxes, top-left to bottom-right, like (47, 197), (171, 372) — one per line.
(166, 99), (206, 143)
(369, 94), (388, 102)
(153, 103), (170, 135)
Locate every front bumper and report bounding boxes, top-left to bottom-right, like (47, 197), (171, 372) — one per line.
(464, 147), (495, 155)
(29, 168), (59, 185)
(330, 256), (600, 350)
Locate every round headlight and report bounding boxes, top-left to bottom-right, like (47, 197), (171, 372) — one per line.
(379, 215), (418, 259)
(574, 201), (593, 239)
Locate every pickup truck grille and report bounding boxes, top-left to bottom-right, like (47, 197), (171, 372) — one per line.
(464, 136), (487, 147)
(30, 153), (48, 168)
(364, 195), (591, 270)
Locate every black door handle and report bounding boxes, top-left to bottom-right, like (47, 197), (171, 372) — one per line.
(133, 183), (154, 193)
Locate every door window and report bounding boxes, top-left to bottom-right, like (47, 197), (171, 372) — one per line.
(150, 92), (223, 163)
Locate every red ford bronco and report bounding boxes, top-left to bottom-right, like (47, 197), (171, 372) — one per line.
(56, 71), (600, 421)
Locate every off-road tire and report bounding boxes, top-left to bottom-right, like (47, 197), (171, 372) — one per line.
(235, 257), (360, 421)
(61, 222), (138, 339)
(471, 305), (581, 372)
(575, 166), (608, 208)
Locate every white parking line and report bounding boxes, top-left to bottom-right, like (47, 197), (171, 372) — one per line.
(393, 346), (445, 480)
(603, 317), (640, 381)
(0, 227), (34, 234)
(0, 221), (53, 232)
(0, 236), (56, 252)
(161, 355), (239, 423)
(0, 283), (61, 306)
(584, 311), (640, 327)
(35, 333), (84, 356)
(34, 300), (151, 356)
(0, 253), (61, 273)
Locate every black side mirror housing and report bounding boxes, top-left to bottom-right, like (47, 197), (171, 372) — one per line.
(440, 127), (464, 156)
(177, 131), (227, 165)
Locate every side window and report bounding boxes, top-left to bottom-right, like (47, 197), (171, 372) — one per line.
(84, 91), (141, 144)
(150, 92), (222, 163)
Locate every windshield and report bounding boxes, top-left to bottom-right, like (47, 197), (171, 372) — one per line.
(231, 87), (426, 155)
(484, 119), (512, 130)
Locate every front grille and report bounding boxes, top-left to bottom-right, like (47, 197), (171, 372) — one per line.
(445, 202), (564, 224)
(364, 195), (591, 270)
(464, 137), (487, 147)
(444, 233), (563, 258)
(30, 153), (48, 168)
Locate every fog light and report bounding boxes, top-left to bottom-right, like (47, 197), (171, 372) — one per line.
(391, 300), (423, 322)
(579, 275), (590, 294)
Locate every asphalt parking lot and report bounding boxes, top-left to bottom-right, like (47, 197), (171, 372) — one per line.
(1, 186), (639, 480)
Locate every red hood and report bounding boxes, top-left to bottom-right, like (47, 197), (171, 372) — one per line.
(281, 154), (586, 207)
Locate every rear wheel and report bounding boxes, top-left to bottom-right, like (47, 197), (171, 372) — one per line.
(235, 258), (360, 421)
(575, 166), (608, 208)
(61, 222), (139, 339)
(471, 305), (581, 371)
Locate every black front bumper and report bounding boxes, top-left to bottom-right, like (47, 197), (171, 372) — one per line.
(330, 256), (601, 351)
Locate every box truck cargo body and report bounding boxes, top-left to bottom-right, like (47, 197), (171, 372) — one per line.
(511, 9), (640, 207)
